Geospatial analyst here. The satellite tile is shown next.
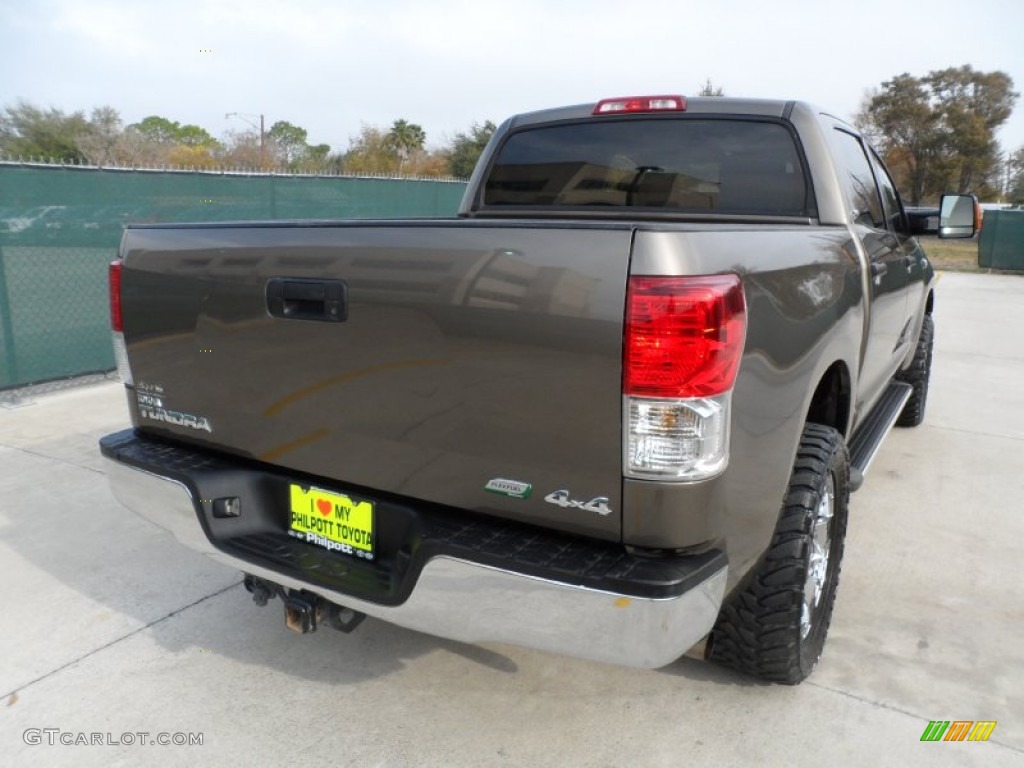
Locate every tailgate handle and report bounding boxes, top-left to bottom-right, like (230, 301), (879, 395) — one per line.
(266, 278), (347, 323)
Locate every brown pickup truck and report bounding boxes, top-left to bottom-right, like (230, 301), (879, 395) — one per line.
(100, 95), (976, 683)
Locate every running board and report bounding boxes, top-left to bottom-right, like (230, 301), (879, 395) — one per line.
(847, 381), (913, 492)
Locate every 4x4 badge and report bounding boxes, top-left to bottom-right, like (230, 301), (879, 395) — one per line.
(544, 490), (612, 516)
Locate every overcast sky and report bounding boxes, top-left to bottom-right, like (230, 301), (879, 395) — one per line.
(2, 0), (1022, 157)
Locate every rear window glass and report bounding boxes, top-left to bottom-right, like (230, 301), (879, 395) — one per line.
(483, 118), (809, 216)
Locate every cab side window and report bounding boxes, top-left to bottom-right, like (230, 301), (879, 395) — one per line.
(829, 129), (885, 229)
(867, 148), (907, 234)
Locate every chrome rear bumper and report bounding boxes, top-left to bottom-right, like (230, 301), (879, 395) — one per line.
(104, 457), (726, 669)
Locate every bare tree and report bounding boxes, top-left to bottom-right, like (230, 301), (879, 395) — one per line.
(75, 106), (123, 165)
(697, 78), (725, 97)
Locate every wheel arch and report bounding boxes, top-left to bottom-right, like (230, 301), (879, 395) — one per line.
(805, 360), (853, 439)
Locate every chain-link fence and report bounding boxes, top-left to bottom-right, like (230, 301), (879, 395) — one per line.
(0, 162), (468, 393)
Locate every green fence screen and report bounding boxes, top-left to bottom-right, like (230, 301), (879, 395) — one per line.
(978, 209), (1024, 270)
(0, 163), (467, 390)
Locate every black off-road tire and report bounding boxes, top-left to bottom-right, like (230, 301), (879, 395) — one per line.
(895, 314), (934, 427)
(707, 423), (849, 684)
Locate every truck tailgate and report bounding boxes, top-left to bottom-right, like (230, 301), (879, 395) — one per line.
(120, 221), (632, 541)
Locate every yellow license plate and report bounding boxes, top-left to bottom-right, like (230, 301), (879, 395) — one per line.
(288, 484), (374, 560)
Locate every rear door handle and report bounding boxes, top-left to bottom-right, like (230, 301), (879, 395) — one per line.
(267, 278), (348, 322)
(870, 262), (887, 278)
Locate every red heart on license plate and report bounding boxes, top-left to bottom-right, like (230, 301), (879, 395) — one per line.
(316, 499), (332, 517)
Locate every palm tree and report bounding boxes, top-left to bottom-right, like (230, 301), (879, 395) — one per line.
(387, 119), (426, 172)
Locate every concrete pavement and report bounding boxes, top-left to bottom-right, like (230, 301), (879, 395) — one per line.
(1, 271), (1021, 767)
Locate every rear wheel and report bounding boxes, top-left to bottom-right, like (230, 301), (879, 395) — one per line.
(708, 423), (849, 684)
(895, 314), (934, 427)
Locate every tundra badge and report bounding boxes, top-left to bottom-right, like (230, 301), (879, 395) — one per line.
(136, 391), (213, 433)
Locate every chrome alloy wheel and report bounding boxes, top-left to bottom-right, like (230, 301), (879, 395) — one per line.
(801, 474), (835, 639)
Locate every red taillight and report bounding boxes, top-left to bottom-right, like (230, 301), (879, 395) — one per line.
(109, 260), (123, 332)
(593, 95), (687, 115)
(624, 275), (746, 398)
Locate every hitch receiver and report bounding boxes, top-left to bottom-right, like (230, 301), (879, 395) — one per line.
(243, 574), (366, 635)
(284, 591), (323, 634)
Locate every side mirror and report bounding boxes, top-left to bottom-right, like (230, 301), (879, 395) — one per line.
(938, 194), (978, 239)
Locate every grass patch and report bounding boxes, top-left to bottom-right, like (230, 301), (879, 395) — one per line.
(917, 236), (978, 272)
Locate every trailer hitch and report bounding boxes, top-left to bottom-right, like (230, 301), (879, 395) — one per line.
(243, 573), (366, 635)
